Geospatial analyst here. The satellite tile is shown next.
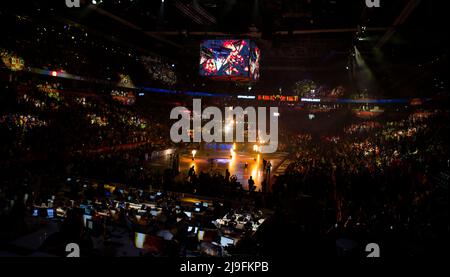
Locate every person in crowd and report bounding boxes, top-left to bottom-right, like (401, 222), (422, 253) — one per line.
(248, 176), (255, 192)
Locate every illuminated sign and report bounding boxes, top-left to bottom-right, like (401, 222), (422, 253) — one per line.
(301, 98), (321, 102)
(257, 95), (299, 102)
(237, 95), (256, 99)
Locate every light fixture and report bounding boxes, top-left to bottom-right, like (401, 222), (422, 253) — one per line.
(253, 144), (259, 152)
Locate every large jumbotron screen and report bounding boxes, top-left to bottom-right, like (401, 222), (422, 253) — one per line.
(199, 39), (260, 81)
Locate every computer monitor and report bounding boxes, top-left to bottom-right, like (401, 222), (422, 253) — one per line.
(184, 211), (192, 218)
(83, 214), (92, 227)
(197, 230), (205, 241)
(80, 204), (91, 214)
(194, 207), (201, 212)
(202, 202), (208, 207)
(134, 232), (147, 249)
(220, 236), (234, 247)
(56, 208), (65, 218)
(150, 210), (158, 216)
(47, 208), (54, 219)
(187, 226), (198, 234)
(137, 209), (146, 214)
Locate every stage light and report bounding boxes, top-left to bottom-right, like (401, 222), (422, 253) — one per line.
(191, 149), (197, 160)
(135, 233), (145, 249)
(92, 0), (97, 4)
(51, 71), (58, 77)
(251, 168), (257, 183)
(225, 124), (231, 133)
(253, 144), (259, 152)
(273, 112), (280, 117)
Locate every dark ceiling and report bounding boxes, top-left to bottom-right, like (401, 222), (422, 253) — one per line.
(1, 0), (448, 97)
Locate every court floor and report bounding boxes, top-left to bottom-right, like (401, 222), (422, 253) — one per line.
(179, 150), (288, 191)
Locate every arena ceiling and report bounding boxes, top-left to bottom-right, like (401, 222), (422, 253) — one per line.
(2, 0), (448, 96)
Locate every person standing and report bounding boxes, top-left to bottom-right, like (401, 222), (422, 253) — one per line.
(248, 176), (255, 192)
(188, 165), (195, 182)
(225, 169), (230, 183)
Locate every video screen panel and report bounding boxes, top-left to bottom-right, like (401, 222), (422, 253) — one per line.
(199, 39), (259, 81)
(249, 42), (260, 81)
